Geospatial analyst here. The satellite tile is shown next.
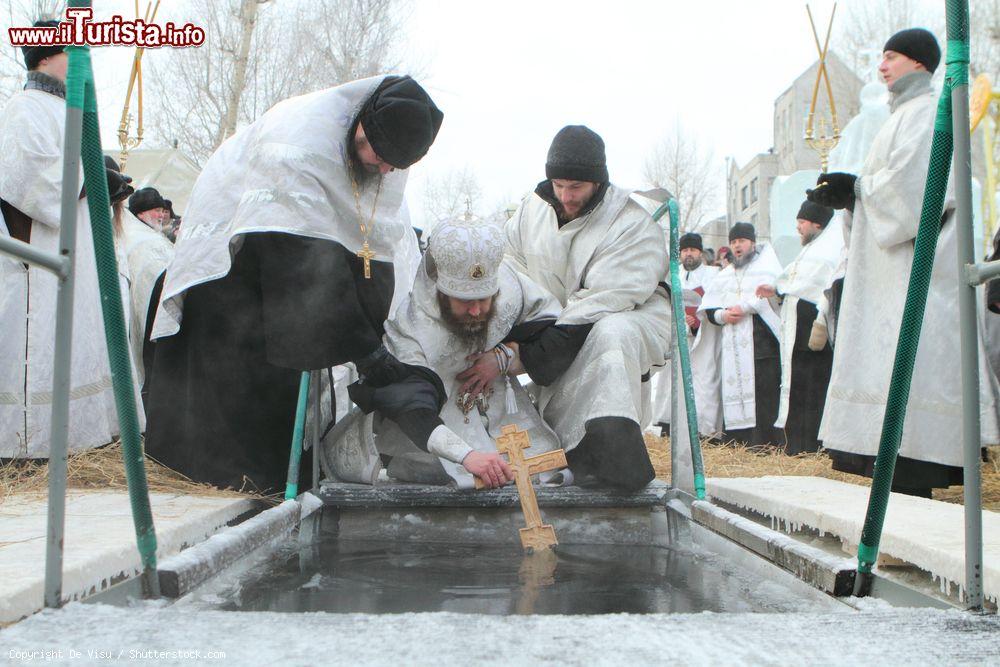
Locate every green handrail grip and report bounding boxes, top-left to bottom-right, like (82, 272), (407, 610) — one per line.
(652, 200), (706, 500)
(70, 24), (159, 592)
(855, 3), (965, 582)
(285, 371), (311, 500)
(63, 46), (86, 110)
(856, 543), (877, 574)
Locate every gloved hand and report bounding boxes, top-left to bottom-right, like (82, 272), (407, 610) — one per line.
(808, 320), (829, 351)
(107, 168), (134, 205)
(354, 344), (408, 387)
(807, 172), (857, 211)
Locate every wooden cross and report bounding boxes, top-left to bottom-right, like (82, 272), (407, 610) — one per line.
(357, 240), (376, 280)
(476, 424), (568, 551)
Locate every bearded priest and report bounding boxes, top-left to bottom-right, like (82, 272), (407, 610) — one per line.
(144, 76), (442, 493)
(699, 223), (784, 448)
(348, 217), (565, 489)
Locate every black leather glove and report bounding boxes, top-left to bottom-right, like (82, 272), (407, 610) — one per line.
(354, 344), (408, 388)
(807, 172), (857, 211)
(107, 168), (134, 205)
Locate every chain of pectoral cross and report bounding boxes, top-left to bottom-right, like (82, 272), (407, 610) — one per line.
(734, 267), (748, 299)
(786, 256), (802, 285)
(351, 174), (384, 279)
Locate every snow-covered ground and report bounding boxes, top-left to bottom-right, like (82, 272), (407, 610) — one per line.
(3, 602), (999, 666)
(0, 492), (255, 624)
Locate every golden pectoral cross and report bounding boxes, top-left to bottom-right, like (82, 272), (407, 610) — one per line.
(357, 241), (376, 280)
(475, 424), (568, 552)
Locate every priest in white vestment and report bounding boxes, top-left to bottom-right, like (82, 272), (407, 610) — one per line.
(144, 75), (442, 493)
(347, 218), (565, 488)
(651, 232), (722, 438)
(808, 28), (1000, 496)
(756, 201), (841, 454)
(699, 223), (785, 448)
(503, 125), (671, 491)
(116, 210), (174, 392)
(0, 32), (120, 459)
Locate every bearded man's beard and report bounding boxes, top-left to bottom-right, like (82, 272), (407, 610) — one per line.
(437, 291), (497, 350)
(554, 202), (578, 225)
(732, 247), (759, 269)
(682, 256), (702, 271)
(347, 125), (380, 188)
(800, 228), (821, 246)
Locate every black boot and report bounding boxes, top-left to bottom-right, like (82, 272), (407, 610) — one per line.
(567, 416), (655, 492)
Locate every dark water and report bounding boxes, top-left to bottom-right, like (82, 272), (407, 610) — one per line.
(216, 537), (806, 615)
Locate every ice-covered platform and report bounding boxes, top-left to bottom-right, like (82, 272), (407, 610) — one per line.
(706, 476), (1000, 603)
(4, 603), (999, 665)
(0, 491), (258, 624)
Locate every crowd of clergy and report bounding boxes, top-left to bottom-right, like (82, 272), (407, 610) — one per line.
(2, 25), (998, 499)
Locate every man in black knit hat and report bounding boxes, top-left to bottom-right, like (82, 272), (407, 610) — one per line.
(807, 28), (1000, 496)
(651, 232), (723, 440)
(144, 76), (443, 493)
(0, 20), (144, 459)
(500, 125), (672, 491)
(757, 201), (840, 454)
(699, 223), (785, 448)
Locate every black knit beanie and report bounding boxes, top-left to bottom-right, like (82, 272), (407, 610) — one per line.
(729, 222), (756, 242)
(22, 20), (65, 70)
(884, 28), (941, 73)
(796, 200), (834, 227)
(679, 232), (703, 251)
(358, 75), (443, 170)
(545, 125), (609, 183)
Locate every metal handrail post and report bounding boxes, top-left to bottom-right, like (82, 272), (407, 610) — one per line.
(312, 370), (321, 492)
(0, 236), (69, 276)
(965, 258), (1000, 285)
(951, 35), (984, 611)
(43, 69), (84, 610)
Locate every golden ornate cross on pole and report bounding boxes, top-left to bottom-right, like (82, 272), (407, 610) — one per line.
(804, 3), (841, 173)
(475, 424), (568, 552)
(117, 0), (161, 172)
(357, 241), (376, 279)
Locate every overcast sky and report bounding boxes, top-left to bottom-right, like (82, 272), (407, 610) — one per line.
(7, 0), (942, 227)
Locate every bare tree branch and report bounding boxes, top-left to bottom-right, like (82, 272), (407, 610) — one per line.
(146, 0), (417, 165)
(643, 123), (720, 230)
(423, 167), (484, 229)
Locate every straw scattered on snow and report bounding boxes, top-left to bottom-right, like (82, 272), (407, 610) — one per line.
(0, 440), (278, 506)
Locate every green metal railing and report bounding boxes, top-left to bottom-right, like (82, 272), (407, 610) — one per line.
(652, 199), (706, 499)
(285, 372), (311, 500)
